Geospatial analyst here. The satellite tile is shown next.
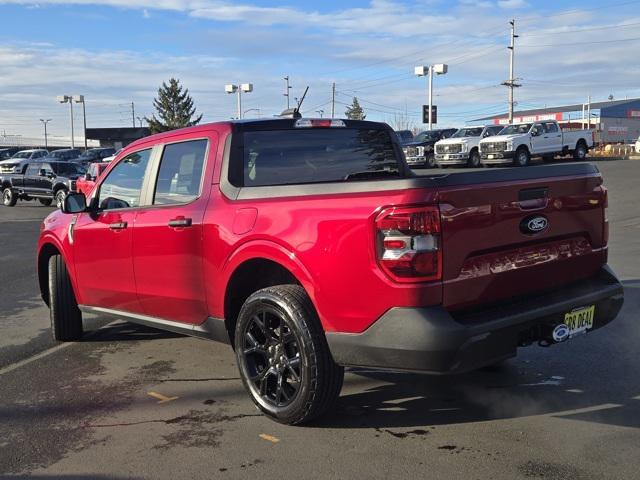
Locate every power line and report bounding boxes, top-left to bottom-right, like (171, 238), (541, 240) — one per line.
(519, 35), (640, 48)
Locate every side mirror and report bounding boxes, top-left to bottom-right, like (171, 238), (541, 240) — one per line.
(84, 173), (92, 181)
(39, 168), (47, 176)
(61, 192), (87, 214)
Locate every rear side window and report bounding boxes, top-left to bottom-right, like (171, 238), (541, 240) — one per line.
(153, 139), (207, 205)
(239, 128), (400, 187)
(98, 149), (151, 210)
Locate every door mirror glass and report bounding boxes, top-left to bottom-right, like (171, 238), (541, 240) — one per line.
(84, 173), (93, 181)
(61, 192), (87, 214)
(39, 168), (47, 176)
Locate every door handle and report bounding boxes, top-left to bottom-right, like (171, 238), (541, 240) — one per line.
(109, 221), (128, 230)
(168, 217), (192, 228)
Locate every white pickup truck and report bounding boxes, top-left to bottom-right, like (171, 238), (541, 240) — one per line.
(435, 125), (504, 167)
(479, 120), (594, 167)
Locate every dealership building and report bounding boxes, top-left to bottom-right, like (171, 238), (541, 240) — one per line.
(474, 97), (640, 144)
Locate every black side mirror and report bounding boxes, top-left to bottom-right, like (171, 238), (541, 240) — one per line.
(84, 173), (92, 181)
(39, 169), (47, 176)
(61, 192), (87, 214)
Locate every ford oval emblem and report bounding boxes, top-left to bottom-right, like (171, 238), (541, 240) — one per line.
(520, 215), (549, 235)
(552, 323), (570, 342)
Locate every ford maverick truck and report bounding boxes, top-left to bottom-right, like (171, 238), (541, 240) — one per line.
(37, 118), (623, 424)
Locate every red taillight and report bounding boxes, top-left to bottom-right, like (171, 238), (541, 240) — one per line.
(375, 205), (442, 283)
(602, 186), (609, 245)
(295, 119), (346, 128)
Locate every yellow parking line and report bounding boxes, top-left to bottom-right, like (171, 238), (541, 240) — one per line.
(259, 433), (280, 443)
(147, 391), (179, 404)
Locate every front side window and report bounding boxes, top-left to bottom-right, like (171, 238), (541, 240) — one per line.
(97, 149), (151, 210)
(153, 139), (207, 205)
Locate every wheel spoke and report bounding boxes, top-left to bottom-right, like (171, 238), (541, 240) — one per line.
(275, 372), (284, 404)
(286, 364), (300, 383)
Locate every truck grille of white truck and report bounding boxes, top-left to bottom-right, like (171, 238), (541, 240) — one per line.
(436, 144), (462, 154)
(481, 142), (507, 153)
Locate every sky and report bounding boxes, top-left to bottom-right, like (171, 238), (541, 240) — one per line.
(1, 0), (640, 142)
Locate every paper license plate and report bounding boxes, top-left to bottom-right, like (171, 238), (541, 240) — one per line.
(564, 305), (595, 337)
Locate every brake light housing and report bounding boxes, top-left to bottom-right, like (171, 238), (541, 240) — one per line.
(295, 118), (346, 128)
(374, 205), (442, 283)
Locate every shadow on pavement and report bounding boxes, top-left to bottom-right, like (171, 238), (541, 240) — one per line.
(82, 322), (184, 342)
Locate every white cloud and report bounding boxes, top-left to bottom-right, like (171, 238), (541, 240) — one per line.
(497, 0), (529, 8)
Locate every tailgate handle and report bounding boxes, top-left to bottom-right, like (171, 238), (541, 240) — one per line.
(518, 187), (548, 210)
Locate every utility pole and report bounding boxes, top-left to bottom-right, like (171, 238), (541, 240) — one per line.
(39, 119), (51, 149)
(131, 102), (136, 128)
(136, 116), (143, 128)
(587, 95), (592, 129)
(283, 76), (292, 109)
(331, 82), (336, 118)
(502, 19), (521, 124)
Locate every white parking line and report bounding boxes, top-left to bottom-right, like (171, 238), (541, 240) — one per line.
(0, 342), (74, 376)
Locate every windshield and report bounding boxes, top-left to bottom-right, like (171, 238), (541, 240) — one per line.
(234, 128), (403, 187)
(452, 127), (483, 138)
(500, 123), (533, 135)
(413, 131), (441, 142)
(12, 151), (31, 159)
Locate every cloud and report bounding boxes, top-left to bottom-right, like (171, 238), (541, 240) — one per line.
(497, 0), (529, 8)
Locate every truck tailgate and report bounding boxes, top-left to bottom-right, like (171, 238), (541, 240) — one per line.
(435, 168), (607, 311)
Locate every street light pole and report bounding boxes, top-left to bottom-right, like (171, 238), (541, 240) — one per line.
(284, 76), (291, 109)
(414, 64), (448, 130)
(225, 83), (253, 119)
(39, 119), (51, 149)
(73, 95), (87, 150)
(57, 95), (75, 148)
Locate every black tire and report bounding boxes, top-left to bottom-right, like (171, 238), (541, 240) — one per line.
(39, 198), (53, 206)
(2, 188), (17, 207)
(573, 142), (587, 160)
(426, 152), (436, 168)
(48, 255), (83, 341)
(54, 189), (67, 209)
(235, 284), (344, 425)
(467, 149), (481, 168)
(514, 147), (530, 167)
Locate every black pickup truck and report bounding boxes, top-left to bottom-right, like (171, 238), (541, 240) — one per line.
(1, 161), (85, 208)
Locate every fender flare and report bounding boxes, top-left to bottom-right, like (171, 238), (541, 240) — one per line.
(38, 233), (80, 306)
(221, 239), (320, 317)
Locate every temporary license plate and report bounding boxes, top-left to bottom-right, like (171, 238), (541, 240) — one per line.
(488, 154), (495, 159)
(564, 305), (595, 337)
(444, 154), (449, 160)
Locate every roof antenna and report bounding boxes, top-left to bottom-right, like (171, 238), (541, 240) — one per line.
(280, 86), (309, 119)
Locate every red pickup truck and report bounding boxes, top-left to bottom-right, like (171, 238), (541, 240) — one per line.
(37, 118), (623, 424)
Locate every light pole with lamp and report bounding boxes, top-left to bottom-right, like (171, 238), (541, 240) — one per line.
(243, 108), (260, 118)
(414, 64), (448, 130)
(225, 83), (253, 119)
(39, 119), (52, 149)
(73, 95), (87, 150)
(57, 95), (75, 148)
(316, 109), (324, 118)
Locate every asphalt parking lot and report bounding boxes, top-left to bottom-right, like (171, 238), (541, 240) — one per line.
(1, 160), (639, 480)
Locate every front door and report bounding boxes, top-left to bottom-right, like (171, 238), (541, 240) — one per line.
(22, 163), (42, 195)
(72, 148), (153, 313)
(529, 123), (550, 153)
(132, 136), (214, 324)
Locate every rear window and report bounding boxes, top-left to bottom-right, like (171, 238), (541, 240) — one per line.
(237, 128), (401, 187)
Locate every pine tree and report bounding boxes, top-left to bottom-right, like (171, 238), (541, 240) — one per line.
(145, 78), (203, 133)
(345, 97), (366, 120)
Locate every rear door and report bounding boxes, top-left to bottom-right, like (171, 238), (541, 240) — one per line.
(72, 148), (154, 312)
(132, 134), (215, 324)
(437, 174), (607, 311)
(543, 121), (563, 152)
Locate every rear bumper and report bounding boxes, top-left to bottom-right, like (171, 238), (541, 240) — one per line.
(326, 266), (624, 374)
(480, 151), (514, 164)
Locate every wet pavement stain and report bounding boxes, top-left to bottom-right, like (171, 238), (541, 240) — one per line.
(376, 428), (430, 439)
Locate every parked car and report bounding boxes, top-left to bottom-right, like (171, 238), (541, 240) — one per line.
(479, 120), (594, 167)
(75, 161), (110, 198)
(75, 148), (116, 167)
(395, 130), (414, 145)
(0, 149), (49, 174)
(0, 147), (23, 160)
(2, 161), (85, 207)
(635, 135), (640, 154)
(42, 149), (82, 163)
(435, 125), (504, 168)
(37, 118), (623, 425)
(402, 128), (458, 168)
